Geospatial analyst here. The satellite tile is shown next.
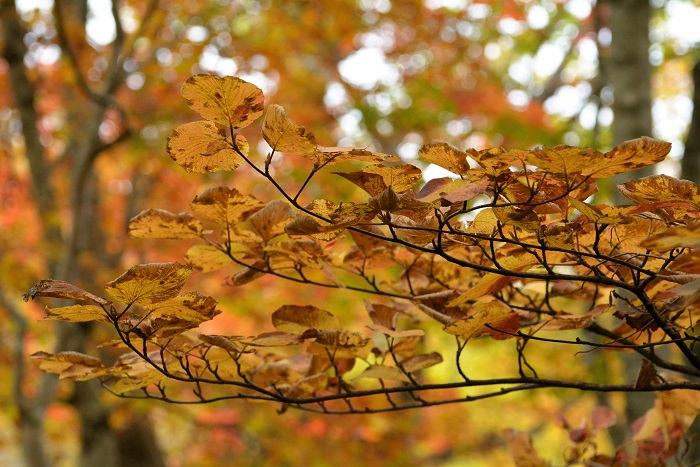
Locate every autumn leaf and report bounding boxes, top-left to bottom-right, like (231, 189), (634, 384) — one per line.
(190, 187), (265, 227)
(468, 147), (528, 174)
(104, 263), (192, 305)
(449, 256), (537, 306)
(24, 280), (110, 306)
(43, 304), (111, 324)
(262, 104), (317, 155)
(284, 373), (329, 399)
(145, 292), (219, 323)
(415, 176), (490, 203)
(315, 146), (399, 166)
(493, 205), (541, 231)
(418, 142), (470, 176)
(568, 197), (629, 225)
(354, 365), (410, 383)
(185, 244), (238, 272)
(618, 175), (700, 220)
(199, 334), (250, 354)
(248, 332), (303, 347)
(182, 74), (264, 128)
(128, 209), (203, 239)
(227, 260), (267, 286)
(333, 164), (422, 196)
(640, 223), (700, 252)
(271, 305), (341, 334)
(503, 429), (550, 467)
(444, 301), (519, 341)
(400, 352), (443, 373)
(249, 200), (295, 242)
(527, 137), (670, 179)
(30, 351), (110, 381)
(167, 121), (248, 173)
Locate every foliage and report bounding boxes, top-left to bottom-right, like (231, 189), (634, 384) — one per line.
(25, 75), (700, 464)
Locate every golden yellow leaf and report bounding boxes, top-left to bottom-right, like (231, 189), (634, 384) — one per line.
(537, 224), (575, 249)
(104, 263), (192, 305)
(30, 351), (110, 381)
(167, 121), (247, 173)
(503, 429), (550, 467)
(185, 244), (237, 272)
(249, 200), (295, 241)
(271, 305), (341, 334)
(467, 147), (528, 174)
(315, 146), (399, 166)
(334, 164), (422, 196)
(468, 208), (499, 235)
(248, 331), (303, 347)
(24, 280), (110, 305)
(145, 292), (218, 323)
(190, 186), (264, 227)
(418, 142), (470, 176)
(43, 304), (111, 324)
(568, 197), (628, 224)
(181, 74), (264, 128)
(641, 223), (700, 252)
(128, 208), (203, 239)
(262, 104), (317, 155)
(284, 373), (329, 399)
(528, 137), (670, 179)
(619, 174), (700, 210)
(354, 365), (410, 383)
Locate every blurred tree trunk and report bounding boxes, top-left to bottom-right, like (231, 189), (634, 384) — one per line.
(1, 1), (164, 466)
(681, 60), (700, 184)
(679, 57), (700, 465)
(600, 0), (656, 449)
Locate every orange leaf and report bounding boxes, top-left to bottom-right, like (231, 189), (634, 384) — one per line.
(24, 280), (110, 306)
(262, 104), (317, 155)
(418, 142), (470, 176)
(271, 305), (341, 334)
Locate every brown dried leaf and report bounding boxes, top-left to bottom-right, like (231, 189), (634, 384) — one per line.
(190, 187), (264, 227)
(167, 121), (247, 173)
(199, 334), (249, 353)
(418, 142), (470, 176)
(271, 305), (341, 334)
(262, 104), (317, 155)
(43, 304), (111, 324)
(182, 74), (264, 128)
(568, 197), (628, 224)
(24, 280), (110, 305)
(537, 224), (575, 249)
(249, 200), (295, 242)
(128, 209), (203, 239)
(227, 260), (267, 286)
(366, 301), (399, 330)
(400, 352), (443, 373)
(105, 263), (192, 305)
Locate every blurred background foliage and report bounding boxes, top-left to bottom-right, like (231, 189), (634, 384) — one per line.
(0, 0), (698, 465)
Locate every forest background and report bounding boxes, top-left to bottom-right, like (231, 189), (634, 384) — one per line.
(1, 0), (699, 465)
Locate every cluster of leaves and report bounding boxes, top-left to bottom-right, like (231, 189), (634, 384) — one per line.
(26, 75), (700, 461)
